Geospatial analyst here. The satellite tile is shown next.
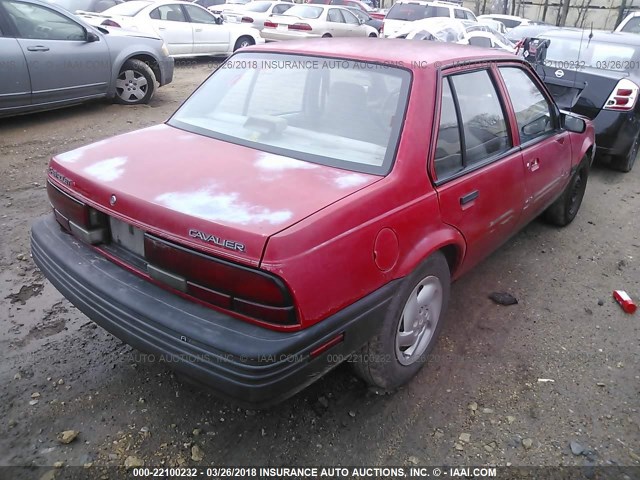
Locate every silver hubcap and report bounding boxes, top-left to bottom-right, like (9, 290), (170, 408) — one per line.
(240, 41), (250, 48)
(395, 276), (443, 366)
(116, 69), (148, 102)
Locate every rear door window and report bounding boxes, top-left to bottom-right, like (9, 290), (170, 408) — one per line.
(150, 4), (186, 21)
(434, 79), (463, 179)
(327, 8), (345, 22)
(449, 70), (511, 166)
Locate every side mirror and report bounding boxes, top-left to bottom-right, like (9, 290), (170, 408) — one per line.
(358, 17), (365, 24)
(561, 112), (587, 133)
(86, 29), (100, 42)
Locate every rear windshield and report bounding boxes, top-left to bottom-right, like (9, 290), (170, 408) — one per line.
(101, 1), (149, 15)
(243, 1), (271, 12)
(49, 0), (95, 12)
(497, 17), (521, 28)
(386, 3), (449, 21)
(544, 37), (638, 71)
(280, 4), (323, 18)
(168, 53), (411, 175)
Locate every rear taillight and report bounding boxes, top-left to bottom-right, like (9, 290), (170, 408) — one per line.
(289, 23), (312, 31)
(144, 235), (297, 325)
(604, 78), (639, 111)
(47, 181), (107, 244)
(241, 16), (254, 22)
(380, 22), (384, 35)
(101, 19), (121, 27)
(264, 20), (277, 28)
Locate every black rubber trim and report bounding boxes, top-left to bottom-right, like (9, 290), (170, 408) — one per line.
(31, 215), (398, 407)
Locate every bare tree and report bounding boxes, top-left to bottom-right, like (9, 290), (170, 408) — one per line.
(541, 0), (549, 22)
(617, 0), (628, 28)
(559, 0), (571, 26)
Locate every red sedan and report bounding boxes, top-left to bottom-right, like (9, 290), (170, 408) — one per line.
(32, 39), (595, 407)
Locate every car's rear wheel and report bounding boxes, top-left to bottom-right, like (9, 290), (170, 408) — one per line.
(352, 252), (450, 390)
(543, 158), (589, 226)
(322, 33), (332, 37)
(368, 32), (377, 37)
(115, 59), (156, 105)
(612, 131), (639, 172)
(234, 36), (255, 51)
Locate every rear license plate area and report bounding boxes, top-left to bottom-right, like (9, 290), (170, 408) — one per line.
(109, 217), (145, 258)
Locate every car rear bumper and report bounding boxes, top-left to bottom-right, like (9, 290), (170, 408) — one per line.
(592, 109), (639, 158)
(31, 215), (396, 407)
(261, 31), (321, 41)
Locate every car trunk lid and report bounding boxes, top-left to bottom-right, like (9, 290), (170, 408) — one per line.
(534, 63), (628, 118)
(48, 124), (381, 267)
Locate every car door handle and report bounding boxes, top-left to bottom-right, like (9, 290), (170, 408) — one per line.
(195, 28), (202, 32)
(460, 190), (479, 205)
(158, 27), (166, 30)
(556, 136), (565, 144)
(527, 158), (540, 171)
(27, 45), (50, 52)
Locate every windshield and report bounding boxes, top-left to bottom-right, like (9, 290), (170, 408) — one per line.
(102, 1), (149, 15)
(386, 3), (449, 21)
(168, 53), (411, 175)
(544, 37), (638, 71)
(281, 5), (323, 18)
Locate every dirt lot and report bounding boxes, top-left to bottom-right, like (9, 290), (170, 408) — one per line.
(0, 59), (639, 478)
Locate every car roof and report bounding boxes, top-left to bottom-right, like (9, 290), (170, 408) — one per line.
(244, 37), (518, 66)
(539, 28), (640, 45)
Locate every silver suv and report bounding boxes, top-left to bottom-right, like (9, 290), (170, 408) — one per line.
(0, 0), (174, 117)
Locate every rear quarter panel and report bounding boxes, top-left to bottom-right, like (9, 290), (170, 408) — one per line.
(261, 66), (466, 327)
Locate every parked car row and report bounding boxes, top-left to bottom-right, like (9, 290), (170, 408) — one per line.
(0, 0), (174, 117)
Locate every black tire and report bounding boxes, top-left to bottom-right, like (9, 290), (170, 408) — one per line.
(322, 33), (332, 37)
(352, 252), (450, 390)
(233, 36), (254, 51)
(542, 158), (589, 226)
(114, 59), (156, 105)
(368, 32), (378, 37)
(611, 132), (639, 173)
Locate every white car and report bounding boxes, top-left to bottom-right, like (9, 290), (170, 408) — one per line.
(477, 14), (533, 31)
(223, 1), (294, 31)
(392, 17), (515, 52)
(262, 4), (378, 40)
(381, 0), (477, 38)
(79, 0), (263, 56)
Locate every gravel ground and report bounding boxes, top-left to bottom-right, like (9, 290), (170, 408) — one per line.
(0, 59), (639, 479)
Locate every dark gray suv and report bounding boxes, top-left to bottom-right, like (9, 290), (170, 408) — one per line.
(0, 0), (174, 117)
